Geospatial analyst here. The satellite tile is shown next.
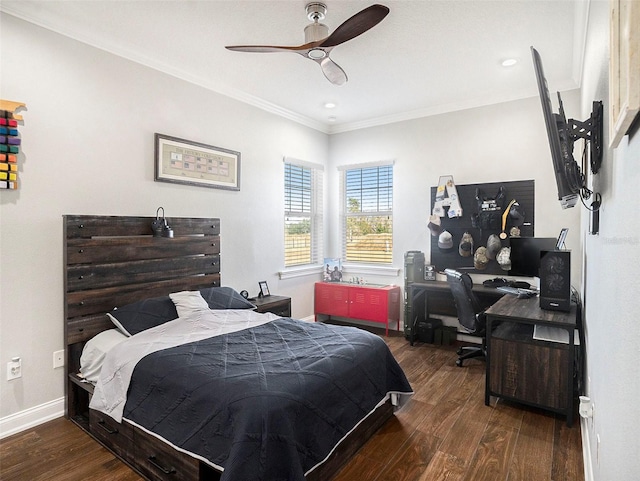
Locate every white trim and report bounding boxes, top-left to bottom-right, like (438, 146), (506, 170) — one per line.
(283, 156), (324, 171)
(0, 4), (585, 136)
(278, 265), (323, 280)
(572, 0), (590, 88)
(0, 4), (330, 135)
(581, 417), (595, 481)
(0, 397), (64, 439)
(342, 264), (400, 277)
(337, 159), (395, 171)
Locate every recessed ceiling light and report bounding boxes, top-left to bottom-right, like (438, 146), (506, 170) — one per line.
(501, 58), (518, 67)
(324, 102), (336, 109)
(328, 116), (337, 122)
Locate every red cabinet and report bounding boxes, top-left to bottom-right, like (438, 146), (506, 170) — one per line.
(314, 282), (401, 335)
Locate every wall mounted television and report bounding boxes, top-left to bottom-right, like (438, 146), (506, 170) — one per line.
(531, 46), (603, 210)
(509, 237), (557, 278)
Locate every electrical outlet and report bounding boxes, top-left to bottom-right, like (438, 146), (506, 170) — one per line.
(7, 358), (21, 380)
(53, 350), (64, 369)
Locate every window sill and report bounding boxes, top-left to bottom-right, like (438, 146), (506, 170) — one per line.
(278, 265), (323, 280)
(342, 264), (401, 277)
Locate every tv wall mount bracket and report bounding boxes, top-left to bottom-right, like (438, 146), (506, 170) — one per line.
(564, 99), (603, 174)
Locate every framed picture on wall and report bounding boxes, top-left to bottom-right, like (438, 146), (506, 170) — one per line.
(609, 0), (640, 148)
(154, 133), (241, 190)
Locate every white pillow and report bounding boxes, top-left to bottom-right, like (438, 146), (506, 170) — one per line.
(170, 290), (210, 318)
(79, 329), (128, 383)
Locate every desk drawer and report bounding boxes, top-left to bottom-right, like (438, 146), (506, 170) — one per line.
(490, 338), (570, 409)
(89, 409), (134, 460)
(134, 426), (199, 481)
(263, 300), (291, 317)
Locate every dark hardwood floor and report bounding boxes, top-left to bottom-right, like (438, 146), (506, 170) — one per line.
(0, 332), (583, 481)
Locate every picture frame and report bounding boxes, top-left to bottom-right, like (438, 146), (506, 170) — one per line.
(556, 227), (569, 250)
(154, 133), (240, 190)
(258, 281), (270, 297)
(609, 0), (640, 148)
(323, 258), (343, 282)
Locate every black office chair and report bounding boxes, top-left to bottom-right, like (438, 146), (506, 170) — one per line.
(445, 269), (487, 367)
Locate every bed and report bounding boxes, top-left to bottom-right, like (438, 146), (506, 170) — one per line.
(64, 215), (412, 480)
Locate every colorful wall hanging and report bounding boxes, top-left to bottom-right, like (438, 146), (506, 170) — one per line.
(0, 100), (25, 190)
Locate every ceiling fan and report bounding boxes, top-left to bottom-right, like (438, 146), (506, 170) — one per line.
(225, 3), (389, 85)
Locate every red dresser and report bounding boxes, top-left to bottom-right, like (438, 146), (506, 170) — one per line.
(314, 282), (401, 335)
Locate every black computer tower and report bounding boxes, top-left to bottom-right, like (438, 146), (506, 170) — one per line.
(403, 251), (425, 339)
(539, 250), (571, 312)
(404, 250), (425, 283)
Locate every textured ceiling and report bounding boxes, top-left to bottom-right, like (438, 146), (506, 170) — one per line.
(0, 0), (587, 133)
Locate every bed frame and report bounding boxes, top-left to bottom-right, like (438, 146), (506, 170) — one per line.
(64, 214), (392, 481)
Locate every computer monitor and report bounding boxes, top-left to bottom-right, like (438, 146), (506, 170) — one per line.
(509, 237), (557, 277)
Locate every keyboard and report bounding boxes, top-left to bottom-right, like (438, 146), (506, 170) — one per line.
(496, 286), (539, 298)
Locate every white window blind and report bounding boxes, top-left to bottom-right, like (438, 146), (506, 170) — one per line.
(341, 163), (393, 264)
(284, 158), (323, 267)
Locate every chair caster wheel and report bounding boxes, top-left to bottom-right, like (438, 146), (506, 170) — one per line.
(456, 347), (463, 355)
(456, 359), (463, 367)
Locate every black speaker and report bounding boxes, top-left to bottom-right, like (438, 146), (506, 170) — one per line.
(539, 250), (571, 311)
(424, 264), (436, 281)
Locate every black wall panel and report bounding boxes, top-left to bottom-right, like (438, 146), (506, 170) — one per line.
(429, 179), (535, 275)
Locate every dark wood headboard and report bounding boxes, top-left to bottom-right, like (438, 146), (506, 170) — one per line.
(63, 215), (221, 423)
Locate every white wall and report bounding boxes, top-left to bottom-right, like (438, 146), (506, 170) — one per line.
(579, 1), (640, 479)
(0, 15), (328, 422)
(327, 94), (583, 286)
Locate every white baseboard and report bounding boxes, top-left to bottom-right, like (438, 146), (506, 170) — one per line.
(581, 417), (594, 481)
(0, 397), (64, 439)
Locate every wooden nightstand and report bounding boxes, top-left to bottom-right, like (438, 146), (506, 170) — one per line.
(251, 295), (291, 317)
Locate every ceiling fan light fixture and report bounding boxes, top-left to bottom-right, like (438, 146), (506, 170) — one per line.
(308, 48), (327, 60)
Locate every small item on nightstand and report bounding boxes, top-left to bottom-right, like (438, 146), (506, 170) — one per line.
(258, 280), (270, 297)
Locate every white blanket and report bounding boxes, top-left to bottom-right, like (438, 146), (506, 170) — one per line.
(89, 308), (279, 422)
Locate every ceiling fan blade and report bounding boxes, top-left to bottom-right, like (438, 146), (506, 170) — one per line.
(319, 57), (348, 85)
(320, 4), (389, 48)
(225, 45), (301, 53)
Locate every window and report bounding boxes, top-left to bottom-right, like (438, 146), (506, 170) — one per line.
(341, 163), (393, 264)
(284, 159), (323, 267)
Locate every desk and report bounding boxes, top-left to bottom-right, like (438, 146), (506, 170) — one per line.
(485, 295), (578, 426)
(405, 281), (504, 344)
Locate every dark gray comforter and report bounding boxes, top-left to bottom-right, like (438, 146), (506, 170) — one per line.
(123, 318), (412, 480)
